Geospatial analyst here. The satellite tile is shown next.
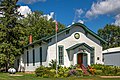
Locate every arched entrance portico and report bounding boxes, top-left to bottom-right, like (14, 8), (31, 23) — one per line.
(66, 43), (94, 67)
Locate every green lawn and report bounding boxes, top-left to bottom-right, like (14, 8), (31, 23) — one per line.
(0, 72), (120, 80)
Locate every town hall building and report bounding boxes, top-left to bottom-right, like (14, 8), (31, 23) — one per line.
(14, 23), (106, 72)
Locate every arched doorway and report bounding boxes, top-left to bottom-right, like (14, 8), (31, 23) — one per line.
(77, 53), (88, 67)
(77, 53), (83, 66)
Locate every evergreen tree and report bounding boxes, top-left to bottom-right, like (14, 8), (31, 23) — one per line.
(0, 0), (26, 71)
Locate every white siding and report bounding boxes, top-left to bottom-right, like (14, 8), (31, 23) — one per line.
(21, 43), (48, 71)
(19, 25), (103, 71)
(48, 26), (103, 67)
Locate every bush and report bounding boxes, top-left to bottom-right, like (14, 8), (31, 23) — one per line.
(68, 68), (83, 77)
(49, 59), (56, 69)
(117, 72), (120, 76)
(75, 68), (83, 76)
(68, 69), (77, 76)
(91, 64), (104, 70)
(35, 66), (55, 78)
(68, 65), (77, 70)
(35, 64), (84, 78)
(90, 64), (120, 76)
(49, 59), (61, 69)
(58, 66), (69, 77)
(95, 70), (102, 75)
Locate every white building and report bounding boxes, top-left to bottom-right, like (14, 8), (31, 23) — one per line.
(14, 23), (106, 72)
(103, 47), (120, 66)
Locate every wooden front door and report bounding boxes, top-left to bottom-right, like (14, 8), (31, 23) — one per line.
(77, 53), (83, 66)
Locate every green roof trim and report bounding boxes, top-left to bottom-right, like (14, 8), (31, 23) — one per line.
(66, 43), (94, 51)
(72, 23), (107, 43)
(23, 23), (107, 48)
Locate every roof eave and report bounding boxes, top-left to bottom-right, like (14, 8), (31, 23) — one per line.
(72, 23), (107, 43)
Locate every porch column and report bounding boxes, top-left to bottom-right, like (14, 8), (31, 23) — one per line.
(87, 52), (90, 66)
(73, 54), (77, 65)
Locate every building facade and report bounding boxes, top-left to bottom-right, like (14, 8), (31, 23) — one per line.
(103, 47), (120, 66)
(14, 23), (106, 71)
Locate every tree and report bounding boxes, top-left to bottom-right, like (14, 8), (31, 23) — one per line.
(19, 11), (65, 43)
(0, 0), (26, 71)
(98, 24), (120, 49)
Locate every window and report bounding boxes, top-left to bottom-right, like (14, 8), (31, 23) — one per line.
(33, 49), (35, 66)
(58, 46), (64, 65)
(40, 47), (42, 65)
(27, 51), (29, 66)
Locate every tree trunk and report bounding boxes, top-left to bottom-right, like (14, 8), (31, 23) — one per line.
(5, 61), (8, 72)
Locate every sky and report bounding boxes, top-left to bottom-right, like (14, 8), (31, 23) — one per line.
(17, 0), (120, 33)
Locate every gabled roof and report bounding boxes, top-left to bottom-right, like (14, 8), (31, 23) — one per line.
(66, 43), (94, 51)
(23, 23), (107, 48)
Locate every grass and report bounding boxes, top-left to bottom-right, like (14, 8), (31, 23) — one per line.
(0, 72), (120, 80)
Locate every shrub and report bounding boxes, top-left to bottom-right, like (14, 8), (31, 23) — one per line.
(90, 64), (120, 76)
(68, 65), (76, 70)
(35, 66), (55, 77)
(88, 68), (96, 75)
(95, 70), (102, 75)
(49, 59), (61, 69)
(35, 64), (84, 78)
(58, 66), (69, 77)
(68, 69), (77, 76)
(75, 68), (83, 76)
(117, 72), (120, 76)
(91, 64), (104, 70)
(49, 59), (56, 69)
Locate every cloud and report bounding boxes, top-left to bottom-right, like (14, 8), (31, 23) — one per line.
(76, 9), (84, 18)
(73, 9), (84, 23)
(86, 0), (120, 18)
(19, 0), (46, 4)
(18, 6), (32, 17)
(43, 12), (54, 20)
(113, 14), (120, 26)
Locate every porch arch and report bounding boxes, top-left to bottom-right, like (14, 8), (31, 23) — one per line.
(66, 43), (94, 66)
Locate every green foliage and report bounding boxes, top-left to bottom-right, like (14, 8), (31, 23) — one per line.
(117, 72), (120, 76)
(91, 64), (104, 70)
(0, 54), (6, 68)
(58, 66), (70, 77)
(35, 66), (55, 78)
(75, 68), (83, 76)
(91, 64), (120, 76)
(69, 65), (76, 69)
(19, 11), (65, 44)
(98, 24), (120, 49)
(0, 0), (26, 71)
(49, 59), (56, 69)
(35, 64), (83, 78)
(95, 70), (102, 75)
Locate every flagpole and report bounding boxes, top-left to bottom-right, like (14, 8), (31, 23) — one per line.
(56, 26), (58, 74)
(55, 19), (58, 74)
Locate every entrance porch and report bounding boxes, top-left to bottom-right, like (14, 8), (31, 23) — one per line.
(66, 43), (94, 67)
